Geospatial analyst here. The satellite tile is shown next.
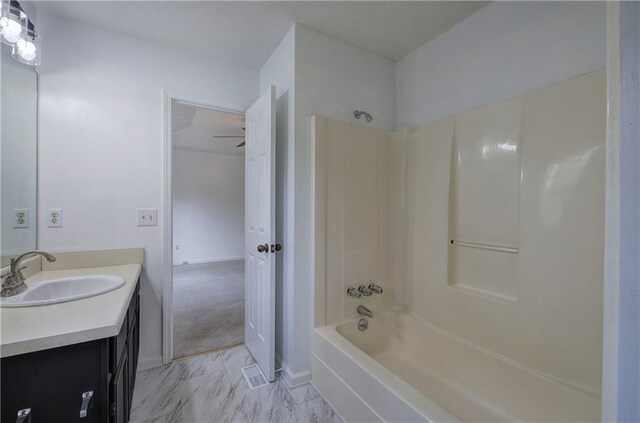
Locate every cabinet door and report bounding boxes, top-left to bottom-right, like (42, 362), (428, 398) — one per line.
(0, 340), (108, 423)
(110, 349), (128, 423)
(127, 306), (139, 413)
(109, 314), (128, 375)
(133, 302), (140, 375)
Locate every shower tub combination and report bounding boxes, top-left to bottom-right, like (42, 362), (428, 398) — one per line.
(312, 312), (600, 422)
(312, 71), (605, 422)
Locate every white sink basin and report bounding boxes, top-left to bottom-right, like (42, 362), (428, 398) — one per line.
(0, 275), (126, 307)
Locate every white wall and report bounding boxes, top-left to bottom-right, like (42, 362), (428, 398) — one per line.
(36, 13), (259, 368)
(259, 25), (295, 379)
(259, 23), (397, 386)
(172, 150), (244, 265)
(296, 25), (396, 133)
(294, 24), (397, 384)
(396, 1), (606, 130)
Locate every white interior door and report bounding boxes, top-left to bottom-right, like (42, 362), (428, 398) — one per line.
(244, 86), (276, 382)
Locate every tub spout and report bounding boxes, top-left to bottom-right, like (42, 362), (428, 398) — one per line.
(357, 305), (374, 318)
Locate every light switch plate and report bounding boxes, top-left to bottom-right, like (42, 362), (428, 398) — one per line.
(137, 208), (158, 226)
(48, 209), (63, 227)
(13, 208), (29, 228)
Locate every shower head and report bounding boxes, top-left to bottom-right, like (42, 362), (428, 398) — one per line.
(354, 110), (373, 123)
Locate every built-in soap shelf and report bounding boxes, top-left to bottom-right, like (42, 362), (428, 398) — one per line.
(447, 280), (518, 305)
(448, 237), (520, 304)
(448, 238), (519, 304)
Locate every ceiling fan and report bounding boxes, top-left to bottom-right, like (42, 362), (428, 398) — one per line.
(212, 127), (245, 148)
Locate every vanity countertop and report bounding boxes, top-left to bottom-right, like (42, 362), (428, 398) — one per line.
(0, 263), (142, 358)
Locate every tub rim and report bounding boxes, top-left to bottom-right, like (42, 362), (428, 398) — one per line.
(314, 318), (459, 423)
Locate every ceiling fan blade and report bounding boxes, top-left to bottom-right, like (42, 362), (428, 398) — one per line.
(236, 141), (246, 148)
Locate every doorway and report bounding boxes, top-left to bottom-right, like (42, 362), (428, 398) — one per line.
(170, 100), (246, 359)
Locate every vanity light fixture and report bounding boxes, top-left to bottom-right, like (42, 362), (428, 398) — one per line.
(1, 0), (40, 66)
(12, 26), (39, 65)
(0, 1), (23, 46)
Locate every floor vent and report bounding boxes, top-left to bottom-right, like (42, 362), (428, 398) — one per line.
(241, 364), (269, 390)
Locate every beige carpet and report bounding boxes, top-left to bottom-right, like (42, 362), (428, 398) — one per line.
(173, 260), (244, 358)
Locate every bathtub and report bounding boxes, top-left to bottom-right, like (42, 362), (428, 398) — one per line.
(312, 312), (600, 422)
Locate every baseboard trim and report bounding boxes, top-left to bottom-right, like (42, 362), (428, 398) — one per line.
(281, 362), (312, 389)
(276, 352), (284, 370)
(173, 255), (244, 266)
(137, 354), (163, 372)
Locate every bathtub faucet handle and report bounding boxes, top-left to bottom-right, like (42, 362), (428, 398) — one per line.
(368, 283), (383, 294)
(358, 284), (373, 296)
(346, 287), (362, 299)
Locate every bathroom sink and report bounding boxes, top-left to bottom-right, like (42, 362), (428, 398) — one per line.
(0, 275), (126, 307)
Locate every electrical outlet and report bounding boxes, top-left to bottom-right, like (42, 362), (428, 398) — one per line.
(137, 208), (158, 226)
(48, 209), (62, 228)
(13, 209), (29, 228)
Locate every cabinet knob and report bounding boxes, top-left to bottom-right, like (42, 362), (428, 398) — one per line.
(16, 409), (31, 423)
(80, 391), (93, 418)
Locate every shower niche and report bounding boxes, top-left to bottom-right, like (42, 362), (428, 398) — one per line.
(447, 97), (522, 303)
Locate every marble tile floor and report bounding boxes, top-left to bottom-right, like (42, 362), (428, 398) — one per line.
(130, 345), (343, 423)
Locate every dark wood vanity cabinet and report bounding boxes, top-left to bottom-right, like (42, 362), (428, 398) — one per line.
(109, 279), (140, 423)
(1, 279), (140, 423)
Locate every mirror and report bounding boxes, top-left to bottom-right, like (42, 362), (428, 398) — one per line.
(1, 44), (38, 266)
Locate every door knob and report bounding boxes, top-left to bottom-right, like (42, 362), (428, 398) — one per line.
(271, 243), (282, 253)
(257, 243), (269, 253)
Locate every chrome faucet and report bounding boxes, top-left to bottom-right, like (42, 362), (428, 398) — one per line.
(1, 251), (57, 297)
(357, 305), (374, 318)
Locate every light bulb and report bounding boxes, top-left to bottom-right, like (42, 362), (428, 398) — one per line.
(1, 16), (21, 44)
(17, 38), (35, 61)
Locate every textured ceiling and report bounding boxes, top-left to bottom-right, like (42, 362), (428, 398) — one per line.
(172, 101), (245, 156)
(36, 1), (488, 68)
